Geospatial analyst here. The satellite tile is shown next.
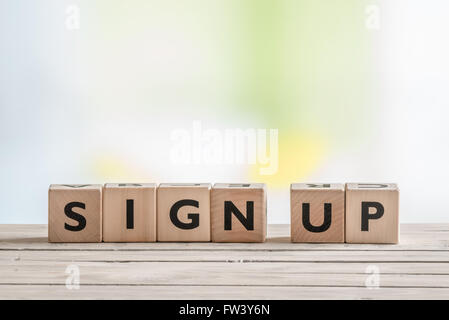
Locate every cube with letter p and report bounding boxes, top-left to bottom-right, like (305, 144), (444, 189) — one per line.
(345, 183), (399, 244)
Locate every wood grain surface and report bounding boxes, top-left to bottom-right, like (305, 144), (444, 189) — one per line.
(1, 224), (448, 300)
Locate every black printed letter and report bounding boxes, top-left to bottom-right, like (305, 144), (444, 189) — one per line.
(224, 201), (254, 230)
(170, 199), (200, 230)
(302, 203), (332, 233)
(64, 202), (86, 231)
(126, 199), (134, 229)
(361, 202), (384, 231)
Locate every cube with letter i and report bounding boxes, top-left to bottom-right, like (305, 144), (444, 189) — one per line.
(48, 184), (102, 243)
(345, 183), (400, 244)
(103, 183), (157, 242)
(290, 183), (345, 243)
(211, 183), (266, 243)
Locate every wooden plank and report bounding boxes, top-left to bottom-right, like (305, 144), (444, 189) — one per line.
(1, 249), (449, 263)
(0, 224), (448, 251)
(1, 285), (449, 300)
(0, 261), (449, 287)
(2, 260), (448, 274)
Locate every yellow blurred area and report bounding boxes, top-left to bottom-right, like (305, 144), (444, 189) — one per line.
(250, 131), (327, 188)
(92, 155), (150, 182)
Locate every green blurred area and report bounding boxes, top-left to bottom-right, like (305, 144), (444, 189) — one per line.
(230, 0), (375, 135)
(85, 0), (378, 183)
(89, 0), (375, 137)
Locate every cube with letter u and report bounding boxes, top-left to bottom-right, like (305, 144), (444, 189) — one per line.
(290, 183), (345, 243)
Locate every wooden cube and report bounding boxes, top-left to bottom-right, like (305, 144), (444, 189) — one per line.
(157, 183), (211, 242)
(290, 183), (345, 243)
(345, 183), (399, 244)
(211, 183), (266, 243)
(48, 184), (102, 243)
(103, 183), (157, 242)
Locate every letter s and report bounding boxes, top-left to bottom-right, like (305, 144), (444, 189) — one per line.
(64, 202), (86, 231)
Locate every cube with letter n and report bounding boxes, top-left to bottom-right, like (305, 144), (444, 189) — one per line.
(211, 183), (266, 243)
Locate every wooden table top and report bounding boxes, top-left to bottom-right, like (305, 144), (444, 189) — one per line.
(0, 224), (448, 299)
